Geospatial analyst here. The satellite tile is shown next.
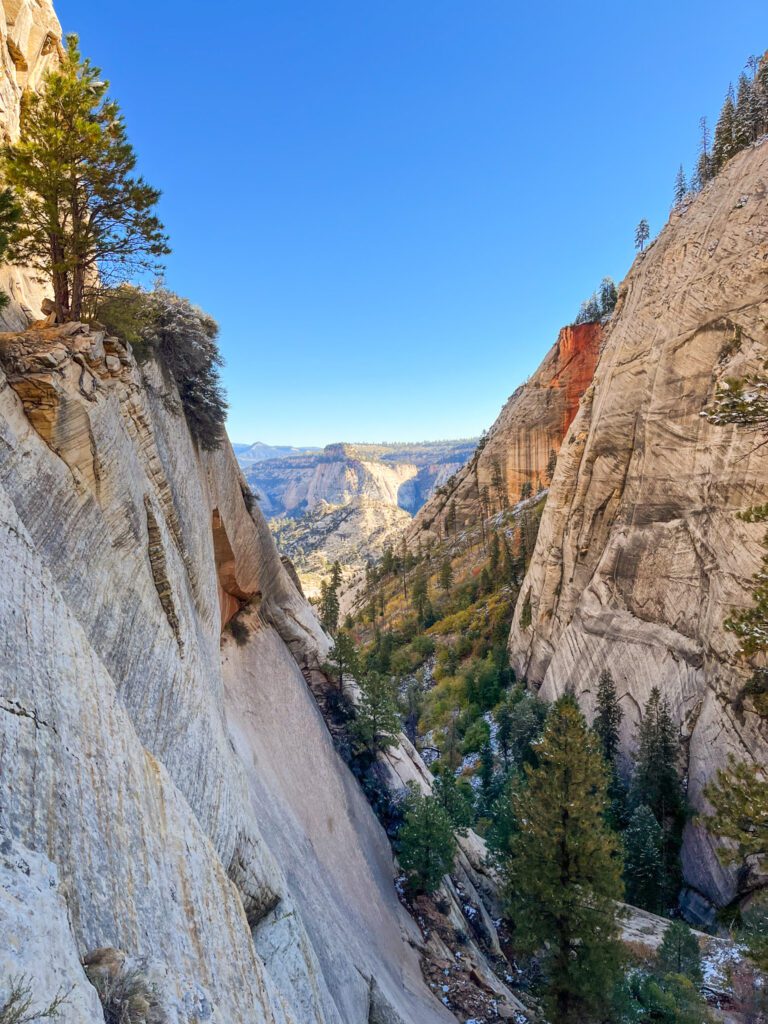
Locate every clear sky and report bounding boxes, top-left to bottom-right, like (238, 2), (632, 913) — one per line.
(57, 1), (766, 446)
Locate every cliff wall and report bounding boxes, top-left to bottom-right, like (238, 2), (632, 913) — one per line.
(407, 322), (602, 547)
(509, 140), (768, 913)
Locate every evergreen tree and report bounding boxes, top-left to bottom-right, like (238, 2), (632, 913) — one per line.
(673, 164), (688, 206)
(432, 767), (475, 831)
(593, 669), (622, 765)
(397, 785), (457, 895)
(489, 532), (501, 578)
(598, 276), (618, 318)
(712, 84), (736, 173)
(656, 920), (703, 984)
(705, 757), (768, 865)
(693, 116), (712, 191)
(635, 218), (650, 252)
(319, 573), (341, 635)
(546, 447), (558, 480)
(478, 739), (498, 814)
(351, 672), (401, 754)
(623, 804), (665, 913)
(503, 696), (625, 1023)
(627, 972), (713, 1023)
(593, 669), (628, 828)
(411, 571), (429, 624)
(324, 630), (358, 691)
(734, 71), (757, 149)
(485, 770), (521, 866)
(438, 556), (453, 592)
(632, 688), (686, 899)
(2, 36), (169, 322)
(400, 678), (423, 745)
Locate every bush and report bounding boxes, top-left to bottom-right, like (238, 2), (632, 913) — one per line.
(94, 285), (228, 451)
(0, 977), (67, 1024)
(87, 968), (167, 1024)
(226, 616), (250, 646)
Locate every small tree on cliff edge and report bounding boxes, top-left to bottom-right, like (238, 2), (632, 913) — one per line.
(2, 35), (169, 322)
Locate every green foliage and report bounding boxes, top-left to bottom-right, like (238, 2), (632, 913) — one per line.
(502, 696), (625, 1024)
(495, 685), (548, 770)
(484, 770), (521, 866)
(95, 285), (227, 449)
(631, 687), (686, 899)
(575, 276), (617, 324)
(432, 767), (475, 832)
(397, 784), (457, 894)
(740, 893), (768, 971)
(656, 921), (703, 985)
(0, 977), (68, 1024)
(705, 756), (768, 866)
(319, 562), (342, 635)
(460, 716), (490, 756)
(0, 188), (21, 310)
(2, 36), (169, 322)
(324, 630), (358, 689)
(625, 971), (713, 1023)
(593, 668), (629, 827)
(635, 218), (650, 251)
(350, 671), (401, 754)
(519, 592), (532, 629)
(623, 805), (665, 914)
(438, 556), (453, 592)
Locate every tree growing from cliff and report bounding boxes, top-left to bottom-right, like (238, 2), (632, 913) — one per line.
(634, 218), (650, 252)
(712, 84), (737, 174)
(705, 757), (768, 866)
(673, 164), (688, 206)
(324, 630), (358, 691)
(2, 36), (169, 322)
(0, 188), (22, 311)
(438, 557), (453, 592)
(432, 766), (474, 831)
(397, 784), (457, 895)
(502, 696), (626, 1023)
(351, 671), (401, 754)
(319, 562), (343, 635)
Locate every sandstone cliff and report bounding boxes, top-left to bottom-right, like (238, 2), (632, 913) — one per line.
(0, 318), (464, 1022)
(406, 322), (602, 548)
(509, 140), (768, 916)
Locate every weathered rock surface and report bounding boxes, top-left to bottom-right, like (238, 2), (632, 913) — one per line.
(407, 323), (601, 548)
(0, 322), (456, 1023)
(509, 140), (768, 908)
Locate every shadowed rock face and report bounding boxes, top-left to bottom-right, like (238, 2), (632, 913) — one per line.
(509, 140), (768, 909)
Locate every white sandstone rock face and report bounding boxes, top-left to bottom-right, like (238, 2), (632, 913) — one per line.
(0, 834), (105, 1022)
(0, 322), (456, 1022)
(509, 140), (768, 907)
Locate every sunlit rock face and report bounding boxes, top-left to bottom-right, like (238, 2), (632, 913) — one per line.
(509, 140), (768, 910)
(0, 315), (461, 1021)
(407, 321), (602, 548)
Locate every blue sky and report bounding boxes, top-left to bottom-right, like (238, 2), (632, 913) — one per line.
(58, 2), (766, 446)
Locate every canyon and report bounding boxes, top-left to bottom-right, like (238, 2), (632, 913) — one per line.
(239, 440), (475, 595)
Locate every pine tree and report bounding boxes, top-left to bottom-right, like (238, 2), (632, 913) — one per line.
(632, 687), (686, 899)
(503, 696), (625, 1023)
(712, 84), (737, 173)
(433, 767), (474, 831)
(2, 36), (169, 322)
(656, 920), (703, 984)
(693, 116), (712, 190)
(351, 672), (401, 754)
(673, 164), (688, 206)
(411, 571), (429, 624)
(705, 757), (768, 864)
(734, 70), (757, 149)
(593, 669), (622, 766)
(397, 785), (457, 894)
(324, 630), (358, 691)
(546, 448), (558, 480)
(478, 740), (497, 814)
(635, 218), (650, 252)
(438, 556), (453, 592)
(598, 277), (618, 318)
(623, 804), (665, 913)
(489, 533), (501, 578)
